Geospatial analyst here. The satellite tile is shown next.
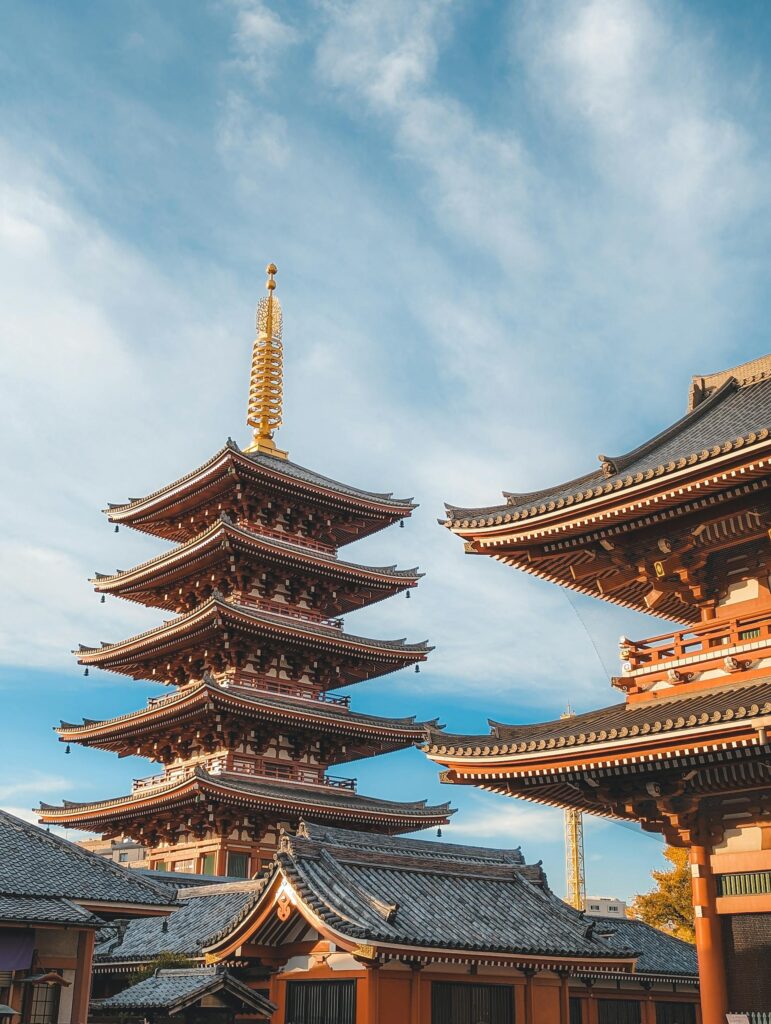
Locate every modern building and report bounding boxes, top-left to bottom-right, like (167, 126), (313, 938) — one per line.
(76, 838), (147, 869)
(585, 898), (628, 918)
(93, 822), (700, 1024)
(0, 809), (175, 1023)
(39, 266), (450, 875)
(425, 354), (771, 1024)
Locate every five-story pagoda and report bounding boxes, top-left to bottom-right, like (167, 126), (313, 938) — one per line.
(40, 265), (451, 877)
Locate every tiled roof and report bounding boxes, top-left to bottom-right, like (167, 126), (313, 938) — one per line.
(41, 767), (453, 829)
(92, 966), (274, 1016)
(446, 362), (771, 523)
(594, 917), (698, 978)
(0, 893), (100, 927)
(59, 676), (433, 741)
(423, 679), (771, 757)
(108, 443), (415, 516)
(133, 868), (244, 889)
(274, 824), (634, 962)
(93, 516), (421, 591)
(247, 449), (414, 507)
(95, 882), (264, 962)
(0, 809), (175, 908)
(300, 823), (524, 864)
(76, 596), (431, 660)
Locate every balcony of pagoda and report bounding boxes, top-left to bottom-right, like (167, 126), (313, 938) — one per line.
(224, 672), (351, 707)
(131, 757), (357, 794)
(616, 606), (771, 698)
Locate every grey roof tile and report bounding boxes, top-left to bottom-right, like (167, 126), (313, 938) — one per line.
(0, 809), (175, 908)
(95, 882), (264, 962)
(424, 678), (771, 755)
(92, 966), (273, 1016)
(592, 916), (698, 976)
(0, 894), (100, 927)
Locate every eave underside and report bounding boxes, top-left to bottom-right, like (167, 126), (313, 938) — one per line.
(38, 771), (453, 838)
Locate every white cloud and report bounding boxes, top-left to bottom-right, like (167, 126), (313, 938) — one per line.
(446, 791), (564, 843)
(228, 0), (300, 87)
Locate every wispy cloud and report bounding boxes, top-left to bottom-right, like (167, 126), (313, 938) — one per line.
(227, 0), (300, 87)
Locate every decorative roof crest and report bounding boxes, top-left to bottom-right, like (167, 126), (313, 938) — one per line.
(245, 263), (288, 459)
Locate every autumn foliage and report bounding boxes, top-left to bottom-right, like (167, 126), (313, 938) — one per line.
(629, 846), (695, 942)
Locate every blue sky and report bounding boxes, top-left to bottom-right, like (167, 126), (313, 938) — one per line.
(2, 0), (771, 901)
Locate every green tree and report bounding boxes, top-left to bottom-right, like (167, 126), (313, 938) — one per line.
(629, 846), (695, 942)
(128, 950), (194, 985)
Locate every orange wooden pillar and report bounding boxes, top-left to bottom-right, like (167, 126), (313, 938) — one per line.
(409, 964), (423, 1024)
(523, 969), (536, 1024)
(558, 972), (571, 1024)
(689, 841), (728, 1024)
(365, 964), (381, 1022)
(585, 985), (598, 1024)
(70, 928), (96, 1024)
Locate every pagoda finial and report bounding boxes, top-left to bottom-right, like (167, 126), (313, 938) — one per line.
(245, 262), (287, 459)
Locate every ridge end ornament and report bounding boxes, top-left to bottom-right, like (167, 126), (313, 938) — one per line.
(245, 262), (288, 459)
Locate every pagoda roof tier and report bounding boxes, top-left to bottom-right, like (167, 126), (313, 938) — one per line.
(38, 766), (453, 836)
(443, 358), (771, 621)
(92, 515), (421, 615)
(105, 441), (415, 545)
(424, 678), (771, 823)
(56, 675), (439, 765)
(75, 595), (431, 686)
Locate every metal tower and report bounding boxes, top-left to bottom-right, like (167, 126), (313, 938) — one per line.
(561, 707), (586, 910)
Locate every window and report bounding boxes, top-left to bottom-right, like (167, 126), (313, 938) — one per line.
(202, 853), (215, 875)
(590, 904), (600, 910)
(227, 851), (249, 878)
(23, 982), (61, 1024)
(172, 858), (195, 873)
(431, 982), (513, 1024)
(286, 980), (355, 1024)
(154, 861), (167, 871)
(655, 1003), (696, 1024)
(598, 1000), (641, 1024)
(118, 852), (129, 863)
(608, 905), (618, 912)
(569, 997), (583, 1024)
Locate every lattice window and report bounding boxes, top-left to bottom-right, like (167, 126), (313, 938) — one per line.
(597, 999), (641, 1024)
(285, 979), (356, 1024)
(431, 982), (513, 1024)
(654, 1003), (696, 1024)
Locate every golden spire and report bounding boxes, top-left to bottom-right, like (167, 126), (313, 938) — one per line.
(245, 263), (287, 459)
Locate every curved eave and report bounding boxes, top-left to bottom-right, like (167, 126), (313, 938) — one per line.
(38, 772), (453, 831)
(105, 445), (416, 527)
(205, 866), (636, 971)
(424, 719), (766, 782)
(56, 682), (435, 749)
(75, 597), (431, 675)
(445, 436), (771, 544)
(92, 520), (421, 600)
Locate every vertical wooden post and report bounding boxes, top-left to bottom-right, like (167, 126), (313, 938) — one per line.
(558, 972), (571, 1024)
(689, 841), (728, 1024)
(409, 963), (423, 1024)
(70, 928), (95, 1024)
(585, 984), (598, 1024)
(366, 964), (381, 1023)
(523, 968), (536, 1024)
(215, 842), (228, 876)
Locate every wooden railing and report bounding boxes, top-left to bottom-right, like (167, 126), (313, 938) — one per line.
(133, 756), (357, 793)
(619, 608), (771, 676)
(232, 674), (351, 707)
